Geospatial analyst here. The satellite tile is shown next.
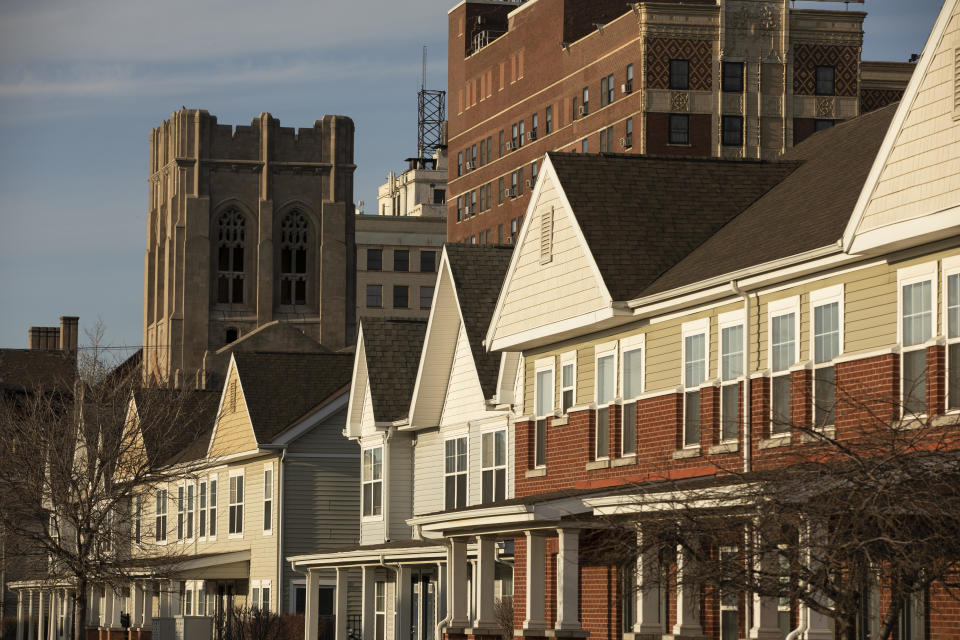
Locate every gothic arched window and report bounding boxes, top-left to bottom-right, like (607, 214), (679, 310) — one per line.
(216, 209), (245, 305)
(280, 210), (308, 306)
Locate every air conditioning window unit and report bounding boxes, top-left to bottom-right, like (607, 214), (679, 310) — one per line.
(466, 161), (476, 171)
(504, 188), (516, 198)
(622, 82), (632, 95)
(466, 205), (475, 215)
(578, 106), (587, 116)
(506, 141), (516, 151)
(525, 179), (533, 188)
(506, 236), (513, 245)
(527, 130), (538, 141)
(620, 135), (633, 148)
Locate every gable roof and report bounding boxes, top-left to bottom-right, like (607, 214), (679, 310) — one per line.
(0, 349), (75, 395)
(643, 104), (897, 297)
(360, 318), (428, 423)
(548, 152), (799, 301)
(132, 388), (221, 467)
(443, 245), (514, 399)
(231, 352), (354, 443)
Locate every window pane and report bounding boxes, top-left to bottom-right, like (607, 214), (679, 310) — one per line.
(721, 610), (739, 640)
(536, 370), (552, 416)
(685, 334), (706, 387)
(535, 419), (546, 467)
(721, 383), (738, 441)
(445, 476), (456, 509)
(814, 365), (835, 426)
(482, 470), (492, 504)
(948, 274), (959, 338)
(903, 349), (927, 415)
(684, 391), (700, 446)
(814, 302), (840, 364)
(772, 313), (796, 371)
(495, 431), (506, 466)
(482, 433), (492, 468)
(622, 402), (637, 455)
(902, 281), (932, 347)
(722, 326), (743, 380)
(772, 375), (791, 434)
(624, 349), (643, 399)
(596, 406), (609, 458)
(562, 389), (574, 414)
(950, 343), (960, 410)
(562, 363), (573, 388)
(597, 355), (615, 403)
(495, 469), (506, 502)
(372, 482), (382, 515)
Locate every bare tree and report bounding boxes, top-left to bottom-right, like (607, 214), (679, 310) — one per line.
(0, 322), (216, 640)
(594, 378), (960, 640)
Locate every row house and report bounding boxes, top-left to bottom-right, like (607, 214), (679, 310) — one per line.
(289, 245), (519, 640)
(401, 2), (960, 639)
(11, 350), (359, 640)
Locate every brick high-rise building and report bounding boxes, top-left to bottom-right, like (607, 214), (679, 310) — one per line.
(446, 0), (913, 243)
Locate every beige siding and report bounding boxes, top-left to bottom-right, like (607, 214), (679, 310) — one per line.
(209, 367), (258, 457)
(439, 324), (487, 427)
(410, 265), (460, 427)
(388, 432), (414, 540)
(494, 173), (609, 343)
(857, 6), (960, 235)
(360, 385), (377, 435)
(413, 428), (444, 516)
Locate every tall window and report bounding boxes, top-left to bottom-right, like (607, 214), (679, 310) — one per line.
(722, 61), (744, 92)
(720, 320), (744, 443)
(518, 120), (526, 147)
(134, 495), (142, 545)
(374, 582), (386, 640)
(900, 269), (934, 416)
(444, 437), (467, 510)
(457, 151), (463, 177)
(481, 430), (507, 504)
(606, 74), (615, 104)
(582, 86), (589, 115)
(209, 476), (217, 537)
(457, 196), (463, 222)
(720, 547), (739, 640)
(532, 113), (539, 138)
(228, 472), (244, 535)
(186, 483), (195, 539)
(366, 285), (382, 308)
(722, 116), (743, 147)
(812, 286), (843, 427)
(420, 250), (436, 273)
(279, 210), (308, 306)
(498, 130), (504, 157)
(216, 209), (245, 305)
(177, 485), (185, 541)
(560, 352), (576, 415)
(545, 106), (553, 134)
(394, 249), (409, 272)
(199, 480), (207, 538)
(367, 249), (382, 271)
(770, 299), (799, 435)
(263, 466), (273, 533)
(947, 268), (960, 410)
(622, 339), (643, 456)
(251, 581), (271, 613)
(362, 447), (383, 517)
(625, 118), (634, 148)
(393, 285), (409, 309)
(595, 350), (616, 460)
(155, 489), (167, 542)
(669, 115), (690, 145)
(534, 361), (553, 468)
(815, 65), (835, 95)
(683, 323), (707, 448)
(419, 286), (434, 310)
(669, 59), (690, 90)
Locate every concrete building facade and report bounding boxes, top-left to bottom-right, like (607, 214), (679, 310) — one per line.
(445, 0), (914, 243)
(143, 109), (357, 388)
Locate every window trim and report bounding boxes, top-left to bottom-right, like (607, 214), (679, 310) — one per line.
(815, 65), (836, 96)
(480, 428), (508, 504)
(681, 318), (710, 449)
(810, 285), (845, 428)
(443, 435), (469, 510)
(208, 474), (218, 540)
(898, 262), (938, 418)
(250, 579), (272, 613)
(620, 334), (645, 457)
(669, 114), (690, 146)
(362, 445), (384, 521)
(594, 344), (618, 461)
(533, 358), (554, 469)
(263, 463), (274, 535)
(228, 469), (245, 538)
(669, 58), (690, 90)
(722, 115), (744, 147)
(155, 488), (168, 544)
(943, 255), (960, 412)
(768, 296), (801, 436)
(721, 60), (744, 93)
(718, 310), (745, 444)
(560, 351), (577, 416)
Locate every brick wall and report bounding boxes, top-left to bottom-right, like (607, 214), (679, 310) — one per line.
(646, 113), (713, 157)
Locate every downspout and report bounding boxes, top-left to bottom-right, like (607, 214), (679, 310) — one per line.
(435, 542), (452, 640)
(731, 281), (752, 474)
(785, 604), (808, 640)
(276, 446), (287, 613)
(378, 554), (402, 640)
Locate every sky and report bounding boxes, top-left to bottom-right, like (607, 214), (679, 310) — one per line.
(0, 0), (945, 353)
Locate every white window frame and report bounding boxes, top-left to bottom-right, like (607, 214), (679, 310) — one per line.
(681, 318), (710, 449)
(176, 482), (185, 541)
(228, 469), (244, 538)
(362, 445), (384, 520)
(619, 334), (645, 457)
(198, 479), (207, 540)
(532, 357), (554, 469)
(942, 255), (960, 413)
(208, 474), (218, 540)
(719, 546), (739, 640)
(155, 488), (168, 543)
(481, 428), (508, 504)
(289, 578), (306, 614)
(560, 351), (577, 415)
(718, 310), (745, 444)
(186, 481), (195, 541)
(374, 581), (386, 640)
(263, 463), (274, 535)
(594, 341), (618, 461)
(810, 285), (844, 428)
(250, 579), (271, 613)
(443, 434), (468, 510)
(184, 580), (206, 617)
(768, 296), (800, 436)
(898, 262), (938, 418)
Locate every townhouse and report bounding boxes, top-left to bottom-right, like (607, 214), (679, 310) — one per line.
(289, 245), (518, 640)
(11, 350), (358, 640)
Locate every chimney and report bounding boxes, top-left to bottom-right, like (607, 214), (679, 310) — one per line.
(60, 316), (79, 354)
(28, 327), (41, 350)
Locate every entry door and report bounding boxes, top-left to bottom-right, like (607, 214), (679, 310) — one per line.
(410, 574), (435, 640)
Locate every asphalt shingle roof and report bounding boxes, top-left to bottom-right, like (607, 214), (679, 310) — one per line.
(642, 104), (898, 296)
(0, 349), (75, 395)
(444, 245), (514, 399)
(361, 318), (427, 423)
(548, 152), (800, 301)
(132, 388), (220, 467)
(232, 351), (354, 443)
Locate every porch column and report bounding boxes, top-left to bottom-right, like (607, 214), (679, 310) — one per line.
(800, 521), (832, 640)
(110, 589), (122, 629)
(750, 525), (783, 640)
(38, 590), (46, 640)
(141, 585), (152, 630)
(447, 539), (469, 628)
(167, 584), (180, 619)
(673, 542), (704, 637)
(305, 570), (321, 640)
(523, 532), (547, 630)
(17, 590), (25, 640)
(394, 565), (412, 640)
(634, 525), (663, 634)
(334, 569), (348, 640)
(48, 590), (57, 640)
(435, 561), (447, 624)
(473, 537), (497, 629)
(361, 567), (376, 640)
(555, 528), (580, 631)
(64, 590), (73, 640)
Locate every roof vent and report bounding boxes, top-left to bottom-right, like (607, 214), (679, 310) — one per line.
(540, 206), (554, 265)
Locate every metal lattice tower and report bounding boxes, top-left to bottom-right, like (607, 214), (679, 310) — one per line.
(418, 46), (446, 159)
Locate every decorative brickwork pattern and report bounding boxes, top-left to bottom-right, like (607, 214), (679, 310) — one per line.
(793, 44), (858, 96)
(646, 39), (713, 91)
(860, 88), (904, 113)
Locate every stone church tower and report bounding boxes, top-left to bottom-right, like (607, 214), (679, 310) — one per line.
(143, 109), (356, 388)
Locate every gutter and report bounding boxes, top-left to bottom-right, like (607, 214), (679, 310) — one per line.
(261, 443), (288, 611)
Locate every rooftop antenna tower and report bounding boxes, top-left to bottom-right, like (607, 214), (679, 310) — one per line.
(417, 46), (446, 160)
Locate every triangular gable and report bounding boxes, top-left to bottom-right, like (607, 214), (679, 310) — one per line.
(844, 0), (960, 255)
(206, 355), (258, 458)
(115, 395), (147, 479)
(345, 325), (371, 439)
(409, 249), (465, 428)
(485, 155), (617, 352)
(438, 322), (487, 427)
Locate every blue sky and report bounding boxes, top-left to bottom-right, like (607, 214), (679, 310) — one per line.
(0, 0), (944, 353)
